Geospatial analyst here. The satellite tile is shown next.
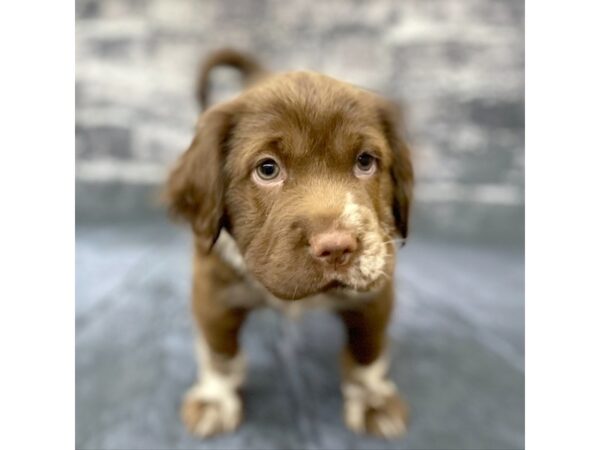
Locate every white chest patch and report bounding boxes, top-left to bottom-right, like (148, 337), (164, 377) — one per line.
(213, 230), (247, 275)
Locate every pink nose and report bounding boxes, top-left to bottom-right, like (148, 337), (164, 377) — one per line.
(309, 230), (358, 266)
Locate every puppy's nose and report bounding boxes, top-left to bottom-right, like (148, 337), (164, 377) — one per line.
(309, 230), (357, 267)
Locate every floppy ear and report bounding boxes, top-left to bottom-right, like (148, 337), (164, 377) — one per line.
(376, 99), (414, 242)
(164, 103), (238, 253)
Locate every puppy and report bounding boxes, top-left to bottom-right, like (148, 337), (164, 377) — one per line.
(165, 49), (414, 439)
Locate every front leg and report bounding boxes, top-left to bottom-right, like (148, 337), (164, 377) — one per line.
(181, 252), (250, 437)
(181, 320), (246, 437)
(338, 285), (409, 439)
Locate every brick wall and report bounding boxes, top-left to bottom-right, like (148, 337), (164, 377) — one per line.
(76, 0), (524, 237)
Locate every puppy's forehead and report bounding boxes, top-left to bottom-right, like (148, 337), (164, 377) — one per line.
(238, 72), (383, 148)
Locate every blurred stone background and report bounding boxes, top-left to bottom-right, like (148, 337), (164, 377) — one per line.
(76, 0), (524, 242)
(76, 1), (524, 449)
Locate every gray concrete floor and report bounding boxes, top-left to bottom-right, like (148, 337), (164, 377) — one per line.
(76, 219), (524, 450)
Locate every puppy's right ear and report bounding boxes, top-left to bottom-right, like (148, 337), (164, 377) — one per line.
(164, 102), (239, 253)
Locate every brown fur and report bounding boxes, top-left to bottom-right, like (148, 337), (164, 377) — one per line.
(165, 49), (414, 439)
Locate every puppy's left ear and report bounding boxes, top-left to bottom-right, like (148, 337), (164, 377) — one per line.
(376, 98), (414, 242)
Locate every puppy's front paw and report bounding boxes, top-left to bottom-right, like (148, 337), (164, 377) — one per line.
(343, 371), (409, 440)
(181, 386), (242, 437)
(344, 391), (409, 438)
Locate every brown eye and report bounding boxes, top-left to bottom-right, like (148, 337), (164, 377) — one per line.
(354, 152), (377, 177)
(256, 158), (280, 180)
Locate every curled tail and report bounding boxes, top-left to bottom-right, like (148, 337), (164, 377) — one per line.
(196, 48), (267, 110)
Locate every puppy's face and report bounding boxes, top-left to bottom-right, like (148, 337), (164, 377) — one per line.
(167, 72), (413, 300)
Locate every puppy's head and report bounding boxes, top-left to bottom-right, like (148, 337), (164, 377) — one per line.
(166, 71), (413, 300)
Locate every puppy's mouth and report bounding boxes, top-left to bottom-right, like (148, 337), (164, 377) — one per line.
(265, 271), (387, 301)
(322, 271), (387, 294)
(322, 279), (351, 291)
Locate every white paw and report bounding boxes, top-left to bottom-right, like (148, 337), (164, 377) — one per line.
(343, 387), (409, 439)
(181, 385), (242, 437)
(344, 388), (408, 439)
(342, 355), (408, 439)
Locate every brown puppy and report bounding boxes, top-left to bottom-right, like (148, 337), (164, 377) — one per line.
(165, 49), (414, 439)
